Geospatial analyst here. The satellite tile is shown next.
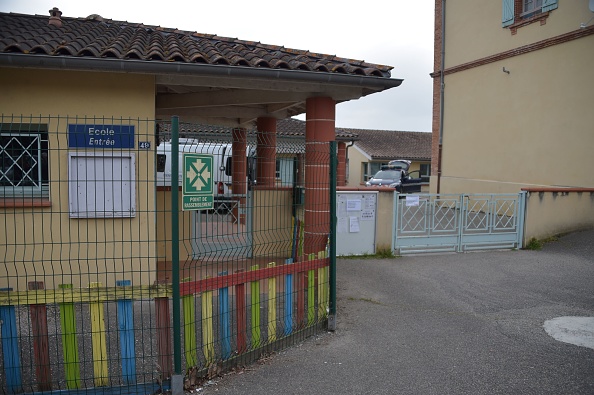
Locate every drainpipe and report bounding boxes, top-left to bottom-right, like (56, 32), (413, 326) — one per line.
(437, 0), (446, 193)
(345, 140), (355, 185)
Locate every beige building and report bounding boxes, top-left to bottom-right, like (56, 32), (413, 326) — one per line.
(430, 0), (594, 240)
(431, 0), (594, 194)
(340, 128), (431, 186)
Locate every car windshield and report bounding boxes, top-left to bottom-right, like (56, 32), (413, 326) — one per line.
(372, 170), (401, 179)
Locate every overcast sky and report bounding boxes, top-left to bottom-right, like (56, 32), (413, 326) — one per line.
(0, 1), (435, 132)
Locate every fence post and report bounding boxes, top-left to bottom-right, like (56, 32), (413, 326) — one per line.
(518, 191), (527, 249)
(328, 140), (337, 331)
(170, 115), (183, 395)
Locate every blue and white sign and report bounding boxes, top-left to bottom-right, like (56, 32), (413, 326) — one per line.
(68, 124), (135, 148)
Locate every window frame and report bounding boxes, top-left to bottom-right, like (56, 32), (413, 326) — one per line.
(0, 123), (49, 200)
(502, 0), (557, 33)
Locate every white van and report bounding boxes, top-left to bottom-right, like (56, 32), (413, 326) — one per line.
(156, 139), (255, 198)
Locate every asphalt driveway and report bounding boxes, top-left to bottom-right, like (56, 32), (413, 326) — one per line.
(200, 229), (594, 394)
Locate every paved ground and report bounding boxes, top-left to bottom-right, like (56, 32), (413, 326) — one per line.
(198, 230), (594, 395)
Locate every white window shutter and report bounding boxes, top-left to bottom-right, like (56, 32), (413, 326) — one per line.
(542, 0), (558, 12)
(502, 0), (515, 27)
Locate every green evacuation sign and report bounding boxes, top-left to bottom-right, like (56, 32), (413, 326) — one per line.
(182, 153), (214, 211)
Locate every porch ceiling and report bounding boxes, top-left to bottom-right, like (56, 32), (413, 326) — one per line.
(154, 73), (387, 127)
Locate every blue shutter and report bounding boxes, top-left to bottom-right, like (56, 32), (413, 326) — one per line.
(542, 0), (558, 12)
(502, 0), (515, 27)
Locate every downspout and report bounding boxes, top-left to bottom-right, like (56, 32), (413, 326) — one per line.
(345, 140), (355, 185)
(437, 0), (446, 193)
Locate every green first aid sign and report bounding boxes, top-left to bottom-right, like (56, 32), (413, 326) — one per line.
(182, 153), (214, 210)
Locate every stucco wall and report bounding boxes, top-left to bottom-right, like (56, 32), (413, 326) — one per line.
(524, 189), (594, 242)
(438, 32), (594, 194)
(252, 188), (294, 258)
(444, 1), (590, 67)
(0, 68), (156, 290)
(347, 146), (368, 186)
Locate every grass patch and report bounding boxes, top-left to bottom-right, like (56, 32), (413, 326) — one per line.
(524, 235), (560, 250)
(338, 246), (397, 259)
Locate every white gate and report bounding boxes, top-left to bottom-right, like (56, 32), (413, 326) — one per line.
(393, 193), (526, 254)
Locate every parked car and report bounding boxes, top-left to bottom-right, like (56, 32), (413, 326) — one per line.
(365, 159), (422, 193)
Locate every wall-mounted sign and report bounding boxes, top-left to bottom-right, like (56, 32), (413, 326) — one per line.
(68, 124), (135, 148)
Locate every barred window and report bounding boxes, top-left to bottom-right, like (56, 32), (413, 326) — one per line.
(0, 123), (49, 198)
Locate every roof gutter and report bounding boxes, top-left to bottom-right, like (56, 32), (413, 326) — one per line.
(0, 53), (403, 91)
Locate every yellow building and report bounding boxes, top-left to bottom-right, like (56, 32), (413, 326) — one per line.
(432, 0), (594, 194)
(0, 9), (402, 291)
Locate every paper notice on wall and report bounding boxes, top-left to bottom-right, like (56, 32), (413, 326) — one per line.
(347, 199), (362, 212)
(349, 216), (360, 233)
(361, 210), (375, 221)
(337, 217), (348, 233)
(406, 195), (420, 207)
(364, 194), (376, 210)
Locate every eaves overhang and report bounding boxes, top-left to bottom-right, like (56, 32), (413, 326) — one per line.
(0, 53), (403, 94)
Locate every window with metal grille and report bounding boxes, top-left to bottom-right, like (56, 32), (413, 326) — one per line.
(0, 123), (49, 198)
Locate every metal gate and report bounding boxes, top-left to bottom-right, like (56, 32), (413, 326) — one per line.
(393, 193), (526, 254)
(192, 194), (252, 258)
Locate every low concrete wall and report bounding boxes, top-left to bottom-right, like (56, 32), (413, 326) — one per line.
(523, 188), (594, 243)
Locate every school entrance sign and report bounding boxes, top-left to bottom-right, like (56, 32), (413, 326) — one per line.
(182, 153), (214, 210)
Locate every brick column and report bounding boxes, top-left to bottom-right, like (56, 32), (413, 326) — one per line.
(304, 96), (335, 255)
(337, 142), (347, 186)
(256, 117), (277, 187)
(232, 128), (247, 224)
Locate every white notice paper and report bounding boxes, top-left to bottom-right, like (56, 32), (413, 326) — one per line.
(347, 199), (362, 212)
(349, 216), (360, 233)
(406, 195), (420, 207)
(361, 210), (375, 221)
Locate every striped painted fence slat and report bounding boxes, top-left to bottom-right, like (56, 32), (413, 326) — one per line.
(284, 258), (293, 336)
(0, 288), (22, 394)
(201, 284), (215, 365)
(116, 280), (136, 385)
(218, 271), (231, 360)
(267, 262), (277, 343)
(58, 284), (81, 389)
(250, 265), (261, 348)
(182, 278), (198, 368)
(235, 270), (247, 355)
(155, 293), (172, 380)
(28, 281), (52, 391)
(89, 282), (108, 387)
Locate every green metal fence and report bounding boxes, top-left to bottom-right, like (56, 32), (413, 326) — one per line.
(0, 115), (335, 394)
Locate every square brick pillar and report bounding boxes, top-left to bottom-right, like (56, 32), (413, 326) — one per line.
(256, 117), (277, 187)
(304, 96), (335, 255)
(337, 142), (347, 186)
(232, 128), (247, 224)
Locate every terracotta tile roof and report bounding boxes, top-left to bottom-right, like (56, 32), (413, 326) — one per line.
(277, 118), (359, 140)
(338, 128), (432, 161)
(0, 10), (393, 78)
(157, 118), (359, 142)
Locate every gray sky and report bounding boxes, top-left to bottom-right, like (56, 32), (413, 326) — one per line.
(0, 0), (435, 132)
